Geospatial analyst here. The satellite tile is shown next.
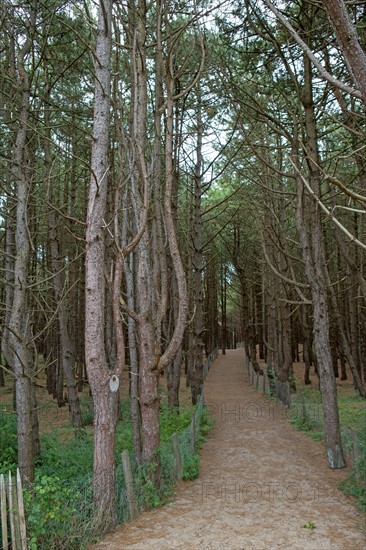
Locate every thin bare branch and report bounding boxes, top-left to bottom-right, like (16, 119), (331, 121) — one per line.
(261, 0), (362, 99)
(288, 156), (366, 251)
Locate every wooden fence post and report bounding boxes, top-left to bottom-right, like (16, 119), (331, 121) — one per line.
(0, 469), (28, 550)
(7, 471), (18, 550)
(0, 473), (8, 550)
(121, 451), (139, 520)
(16, 469), (27, 550)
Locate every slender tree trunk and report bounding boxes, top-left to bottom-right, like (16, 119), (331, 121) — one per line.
(126, 254), (142, 466)
(264, 239), (277, 373)
(44, 72), (82, 430)
(8, 2), (39, 485)
(302, 308), (312, 385)
(1, 27), (16, 379)
(192, 92), (204, 399)
(221, 263), (227, 355)
(292, 27), (345, 466)
(1, 196), (15, 375)
(293, 133), (345, 467)
(138, 295), (160, 466)
(168, 349), (182, 409)
(85, 0), (119, 523)
(204, 254), (219, 354)
(128, 0), (161, 475)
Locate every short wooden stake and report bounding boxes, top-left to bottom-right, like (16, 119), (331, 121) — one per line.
(16, 469), (27, 550)
(121, 451), (139, 520)
(0, 473), (8, 550)
(7, 472), (17, 550)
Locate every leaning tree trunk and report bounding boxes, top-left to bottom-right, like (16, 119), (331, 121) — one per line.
(321, 0), (366, 103)
(85, 0), (119, 525)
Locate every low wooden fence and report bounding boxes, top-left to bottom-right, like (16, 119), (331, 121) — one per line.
(0, 469), (27, 550)
(246, 356), (291, 407)
(121, 347), (218, 521)
(342, 427), (365, 475)
(202, 348), (218, 380)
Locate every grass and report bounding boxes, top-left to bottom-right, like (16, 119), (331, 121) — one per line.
(338, 394), (366, 431)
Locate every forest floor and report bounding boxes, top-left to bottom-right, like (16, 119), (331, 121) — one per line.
(89, 349), (365, 550)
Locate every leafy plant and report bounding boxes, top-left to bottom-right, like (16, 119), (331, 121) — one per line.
(0, 412), (18, 474)
(24, 474), (87, 550)
(134, 462), (162, 509)
(182, 451), (200, 480)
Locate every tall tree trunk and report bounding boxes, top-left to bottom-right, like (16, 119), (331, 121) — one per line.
(44, 70), (82, 431)
(0, 26), (15, 380)
(221, 263), (227, 355)
(168, 349), (182, 409)
(291, 15), (345, 466)
(293, 114), (345, 467)
(1, 190), (15, 376)
(204, 253), (219, 354)
(129, 0), (161, 473)
(85, 0), (119, 524)
(8, 2), (39, 485)
(192, 92), (205, 400)
(302, 308), (313, 385)
(126, 254), (142, 466)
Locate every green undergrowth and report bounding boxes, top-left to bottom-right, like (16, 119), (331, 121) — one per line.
(289, 384), (366, 511)
(0, 392), (213, 549)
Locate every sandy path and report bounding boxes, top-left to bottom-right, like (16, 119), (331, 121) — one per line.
(91, 349), (365, 550)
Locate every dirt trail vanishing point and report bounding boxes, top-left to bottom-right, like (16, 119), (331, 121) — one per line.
(91, 349), (366, 550)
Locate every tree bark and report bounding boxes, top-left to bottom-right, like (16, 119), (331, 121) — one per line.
(85, 0), (118, 524)
(293, 121), (345, 467)
(8, 1), (39, 485)
(192, 91), (205, 400)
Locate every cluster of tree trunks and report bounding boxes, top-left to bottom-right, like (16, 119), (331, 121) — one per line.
(1, 0), (365, 524)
